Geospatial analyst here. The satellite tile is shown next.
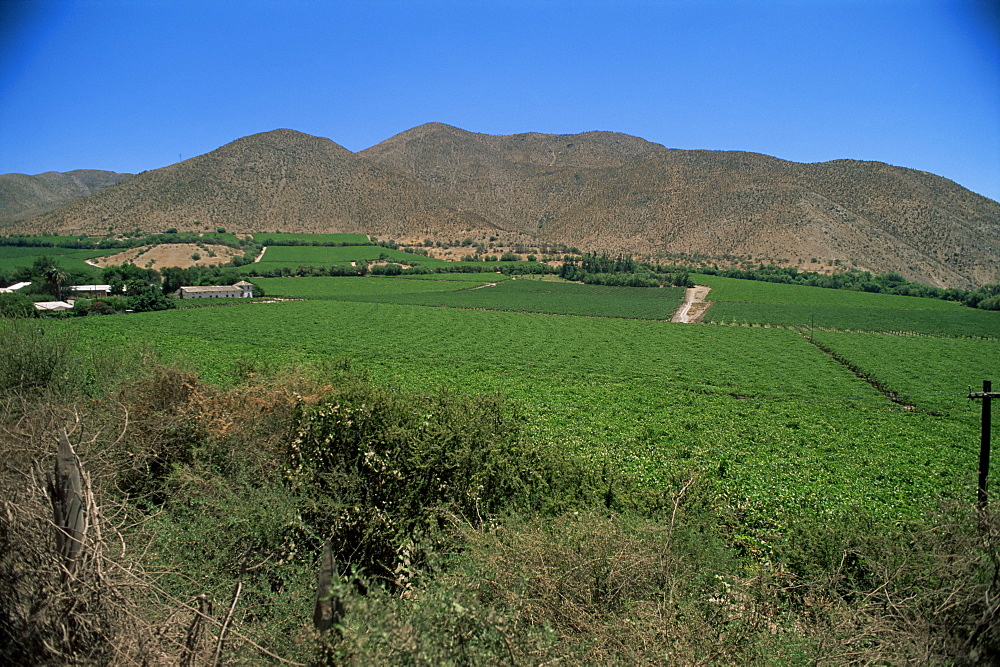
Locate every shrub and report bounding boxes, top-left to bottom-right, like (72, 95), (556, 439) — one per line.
(978, 294), (1000, 311)
(0, 292), (37, 318)
(286, 380), (552, 585)
(84, 300), (116, 316)
(0, 320), (78, 396)
(128, 285), (174, 312)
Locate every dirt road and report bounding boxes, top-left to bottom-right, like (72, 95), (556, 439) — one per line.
(671, 285), (712, 323)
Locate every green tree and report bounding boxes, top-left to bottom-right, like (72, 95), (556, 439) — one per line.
(978, 295), (1000, 311)
(43, 264), (70, 301)
(128, 285), (174, 312)
(0, 292), (37, 318)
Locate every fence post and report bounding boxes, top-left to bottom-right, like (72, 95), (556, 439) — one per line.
(969, 380), (996, 509)
(314, 540), (344, 633)
(49, 429), (85, 581)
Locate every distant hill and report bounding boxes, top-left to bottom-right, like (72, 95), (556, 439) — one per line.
(0, 170), (132, 226)
(11, 124), (999, 288)
(361, 124), (999, 288)
(15, 129), (483, 240)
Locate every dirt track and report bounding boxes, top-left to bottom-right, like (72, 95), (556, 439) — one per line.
(671, 285), (712, 323)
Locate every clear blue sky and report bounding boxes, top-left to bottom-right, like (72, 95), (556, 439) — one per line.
(2, 0), (998, 201)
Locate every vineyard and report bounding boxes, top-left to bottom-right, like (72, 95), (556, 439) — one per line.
(253, 274), (498, 299)
(252, 232), (372, 244)
(5, 245), (999, 663)
(257, 276), (687, 319)
(53, 276), (996, 528)
(0, 245), (119, 273)
(700, 273), (1000, 337)
(253, 245), (448, 270)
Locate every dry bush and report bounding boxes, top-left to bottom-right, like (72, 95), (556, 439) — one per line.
(0, 360), (328, 666)
(813, 506), (1000, 665)
(453, 503), (806, 664)
(0, 411), (186, 664)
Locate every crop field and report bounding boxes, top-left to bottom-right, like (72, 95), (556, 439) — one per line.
(254, 275), (496, 299)
(0, 245), (120, 273)
(371, 277), (688, 319)
(252, 232), (371, 244)
(0, 234), (89, 244)
(699, 274), (1000, 337)
(255, 275), (686, 319)
(389, 272), (518, 282)
(13, 247), (997, 663)
(54, 288), (989, 533)
(809, 331), (999, 414)
(254, 245), (448, 269)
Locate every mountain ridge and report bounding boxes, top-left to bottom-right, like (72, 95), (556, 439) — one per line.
(6, 125), (998, 288)
(0, 169), (133, 225)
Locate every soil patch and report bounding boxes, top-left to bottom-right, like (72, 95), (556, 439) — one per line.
(90, 243), (243, 269)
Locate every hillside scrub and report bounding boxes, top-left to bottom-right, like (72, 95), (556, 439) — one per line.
(0, 327), (997, 663)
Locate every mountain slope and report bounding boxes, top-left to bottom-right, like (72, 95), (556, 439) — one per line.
(0, 170), (132, 226)
(359, 126), (998, 287)
(22, 129), (483, 238)
(11, 124), (999, 288)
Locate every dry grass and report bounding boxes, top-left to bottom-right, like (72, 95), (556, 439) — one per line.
(0, 364), (327, 665)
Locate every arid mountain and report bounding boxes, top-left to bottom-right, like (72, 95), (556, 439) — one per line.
(12, 124), (999, 288)
(361, 124), (1000, 288)
(0, 169), (132, 226)
(18, 129), (483, 239)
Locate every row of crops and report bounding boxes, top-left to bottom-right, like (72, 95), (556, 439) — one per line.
(52, 272), (998, 533)
(700, 273), (999, 338)
(253, 275), (688, 320)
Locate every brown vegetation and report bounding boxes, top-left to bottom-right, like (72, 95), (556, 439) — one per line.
(0, 170), (132, 225)
(7, 124), (999, 287)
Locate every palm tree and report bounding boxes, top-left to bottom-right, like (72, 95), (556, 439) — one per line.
(43, 264), (70, 301)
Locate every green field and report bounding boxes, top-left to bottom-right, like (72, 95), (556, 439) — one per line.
(252, 232), (372, 244)
(372, 277), (687, 319)
(0, 245), (120, 274)
(0, 234), (92, 244)
(699, 273), (1000, 337)
(253, 245), (448, 269)
(254, 275), (497, 299)
(810, 331), (998, 413)
(14, 268), (999, 663)
(255, 275), (686, 318)
(53, 275), (995, 530)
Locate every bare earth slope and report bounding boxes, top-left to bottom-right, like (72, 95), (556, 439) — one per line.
(361, 125), (999, 288)
(12, 124), (999, 288)
(23, 129), (483, 239)
(0, 170), (132, 227)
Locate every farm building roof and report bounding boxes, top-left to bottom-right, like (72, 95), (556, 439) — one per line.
(33, 301), (74, 312)
(0, 282), (32, 293)
(178, 285), (241, 293)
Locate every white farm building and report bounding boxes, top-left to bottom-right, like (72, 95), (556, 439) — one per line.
(175, 281), (254, 299)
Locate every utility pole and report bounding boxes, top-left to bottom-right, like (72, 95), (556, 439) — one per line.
(968, 380), (998, 509)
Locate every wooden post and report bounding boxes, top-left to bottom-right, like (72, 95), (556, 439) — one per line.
(969, 380), (997, 509)
(49, 429), (85, 581)
(313, 540), (344, 633)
